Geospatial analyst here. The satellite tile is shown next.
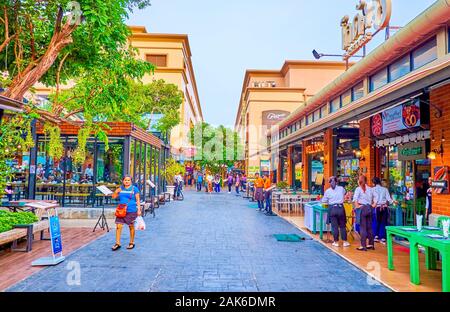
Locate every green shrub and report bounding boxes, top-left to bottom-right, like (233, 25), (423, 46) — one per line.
(0, 211), (38, 233)
(277, 181), (289, 189)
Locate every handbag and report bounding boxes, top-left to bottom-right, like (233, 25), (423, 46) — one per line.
(115, 187), (134, 218)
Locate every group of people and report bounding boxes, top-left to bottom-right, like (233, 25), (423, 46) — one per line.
(194, 171), (247, 195)
(253, 173), (275, 216)
(322, 174), (396, 251)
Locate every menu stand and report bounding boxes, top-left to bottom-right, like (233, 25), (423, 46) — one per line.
(93, 186), (112, 232)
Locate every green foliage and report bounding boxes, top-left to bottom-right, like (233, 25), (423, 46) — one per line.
(277, 181), (289, 189)
(188, 122), (244, 174)
(0, 112), (37, 196)
(73, 126), (90, 165)
(43, 124), (64, 159)
(122, 79), (182, 133)
(345, 169), (361, 193)
(164, 158), (185, 183)
(0, 210), (38, 233)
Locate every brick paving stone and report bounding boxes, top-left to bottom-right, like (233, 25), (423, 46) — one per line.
(7, 190), (389, 292)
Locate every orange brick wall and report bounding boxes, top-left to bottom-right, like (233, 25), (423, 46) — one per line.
(323, 129), (334, 190)
(430, 84), (450, 216)
(359, 118), (376, 184)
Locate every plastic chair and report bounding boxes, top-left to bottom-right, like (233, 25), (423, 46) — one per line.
(405, 200), (415, 225)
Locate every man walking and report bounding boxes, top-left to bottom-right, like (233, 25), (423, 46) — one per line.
(254, 173), (265, 211)
(196, 172), (203, 192)
(322, 176), (350, 248)
(263, 174), (275, 216)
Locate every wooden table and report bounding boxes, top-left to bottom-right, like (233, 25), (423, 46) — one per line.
(386, 225), (450, 292)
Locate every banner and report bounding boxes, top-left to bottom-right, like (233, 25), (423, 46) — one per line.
(49, 215), (63, 255)
(372, 99), (421, 136)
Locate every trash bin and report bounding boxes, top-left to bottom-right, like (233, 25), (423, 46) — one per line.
(304, 201), (329, 232)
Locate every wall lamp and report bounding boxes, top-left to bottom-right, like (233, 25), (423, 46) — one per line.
(354, 148), (365, 161)
(428, 130), (445, 160)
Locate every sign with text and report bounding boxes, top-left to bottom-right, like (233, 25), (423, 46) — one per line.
(306, 142), (325, 154)
(260, 160), (271, 172)
(262, 110), (290, 126)
(433, 166), (449, 194)
(49, 215), (63, 255)
(341, 0), (392, 59)
(398, 141), (426, 161)
(371, 99), (421, 136)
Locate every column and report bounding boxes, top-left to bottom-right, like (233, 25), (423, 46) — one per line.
(323, 129), (336, 190)
(287, 146), (294, 187)
(302, 141), (309, 192)
(359, 119), (376, 183)
(276, 156), (282, 183)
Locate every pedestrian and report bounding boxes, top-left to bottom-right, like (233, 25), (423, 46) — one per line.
(263, 174), (275, 216)
(214, 174), (221, 193)
(372, 177), (394, 244)
(242, 174), (247, 192)
(111, 175), (141, 251)
(254, 173), (265, 210)
(176, 172), (184, 199)
(227, 173), (233, 193)
(196, 172), (203, 192)
(207, 173), (213, 193)
(353, 175), (375, 251)
(235, 174), (241, 195)
(322, 176), (350, 247)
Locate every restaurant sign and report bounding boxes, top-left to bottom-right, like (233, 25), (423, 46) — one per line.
(341, 0), (392, 60)
(262, 110), (290, 126)
(371, 99), (421, 136)
(398, 141), (426, 161)
(432, 166), (450, 194)
(306, 142), (325, 154)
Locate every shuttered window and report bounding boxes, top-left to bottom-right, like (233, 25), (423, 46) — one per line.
(146, 54), (167, 67)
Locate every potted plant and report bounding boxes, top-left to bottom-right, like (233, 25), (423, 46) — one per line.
(345, 169), (360, 202)
(277, 181), (289, 191)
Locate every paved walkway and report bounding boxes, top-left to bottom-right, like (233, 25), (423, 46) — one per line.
(7, 190), (389, 292)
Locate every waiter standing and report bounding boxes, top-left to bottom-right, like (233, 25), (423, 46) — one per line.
(322, 176), (350, 247)
(254, 173), (265, 211)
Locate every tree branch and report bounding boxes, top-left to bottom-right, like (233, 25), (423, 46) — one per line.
(55, 6), (63, 34)
(26, 14), (36, 61)
(54, 52), (70, 106)
(64, 108), (84, 119)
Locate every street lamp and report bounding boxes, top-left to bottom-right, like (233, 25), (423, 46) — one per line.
(312, 49), (364, 70)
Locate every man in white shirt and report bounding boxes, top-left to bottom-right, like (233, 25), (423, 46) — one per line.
(372, 177), (394, 243)
(322, 176), (350, 247)
(84, 164), (94, 180)
(353, 175), (375, 251)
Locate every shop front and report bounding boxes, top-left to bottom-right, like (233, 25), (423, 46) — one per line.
(334, 126), (360, 189)
(370, 96), (431, 224)
(27, 121), (166, 208)
(305, 139), (325, 195)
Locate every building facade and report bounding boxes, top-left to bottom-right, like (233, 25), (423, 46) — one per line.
(129, 26), (203, 159)
(235, 61), (349, 179)
(269, 0), (450, 222)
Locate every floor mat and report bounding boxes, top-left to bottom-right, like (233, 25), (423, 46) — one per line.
(273, 234), (305, 242)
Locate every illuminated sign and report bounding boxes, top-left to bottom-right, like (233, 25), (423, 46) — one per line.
(306, 142), (325, 154)
(262, 110), (290, 126)
(341, 0), (392, 60)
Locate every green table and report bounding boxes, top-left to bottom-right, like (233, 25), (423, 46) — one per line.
(312, 205), (328, 240)
(386, 226), (450, 292)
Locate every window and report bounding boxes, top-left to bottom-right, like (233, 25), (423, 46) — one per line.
(389, 54), (411, 82)
(370, 68), (388, 91)
(320, 105), (329, 118)
(330, 97), (340, 113)
(341, 89), (352, 107)
(352, 81), (364, 101)
(300, 117), (305, 128)
(313, 109), (321, 122)
(146, 54), (167, 67)
(412, 37), (437, 70)
(307, 114), (313, 125)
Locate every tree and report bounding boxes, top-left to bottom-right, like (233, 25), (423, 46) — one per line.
(0, 0), (151, 102)
(188, 122), (244, 174)
(123, 79), (183, 133)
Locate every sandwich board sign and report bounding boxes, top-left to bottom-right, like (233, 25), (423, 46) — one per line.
(31, 205), (65, 266)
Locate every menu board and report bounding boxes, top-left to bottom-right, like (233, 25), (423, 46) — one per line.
(372, 99), (421, 136)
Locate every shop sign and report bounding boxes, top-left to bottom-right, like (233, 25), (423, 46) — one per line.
(341, 0), (392, 60)
(398, 141), (426, 161)
(248, 166), (260, 176)
(295, 163), (303, 181)
(371, 99), (421, 136)
(306, 142), (324, 154)
(260, 160), (270, 172)
(262, 110), (290, 126)
(432, 166), (450, 194)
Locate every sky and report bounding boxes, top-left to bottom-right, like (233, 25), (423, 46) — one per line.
(127, 0), (437, 127)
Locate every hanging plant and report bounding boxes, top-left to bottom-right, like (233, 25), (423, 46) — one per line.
(73, 127), (91, 165)
(43, 124), (64, 159)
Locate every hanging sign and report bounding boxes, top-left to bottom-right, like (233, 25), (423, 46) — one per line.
(341, 0), (392, 60)
(432, 166), (450, 194)
(398, 141), (426, 161)
(371, 99), (421, 136)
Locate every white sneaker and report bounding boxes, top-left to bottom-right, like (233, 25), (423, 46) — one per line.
(332, 242), (339, 247)
(343, 242), (351, 247)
